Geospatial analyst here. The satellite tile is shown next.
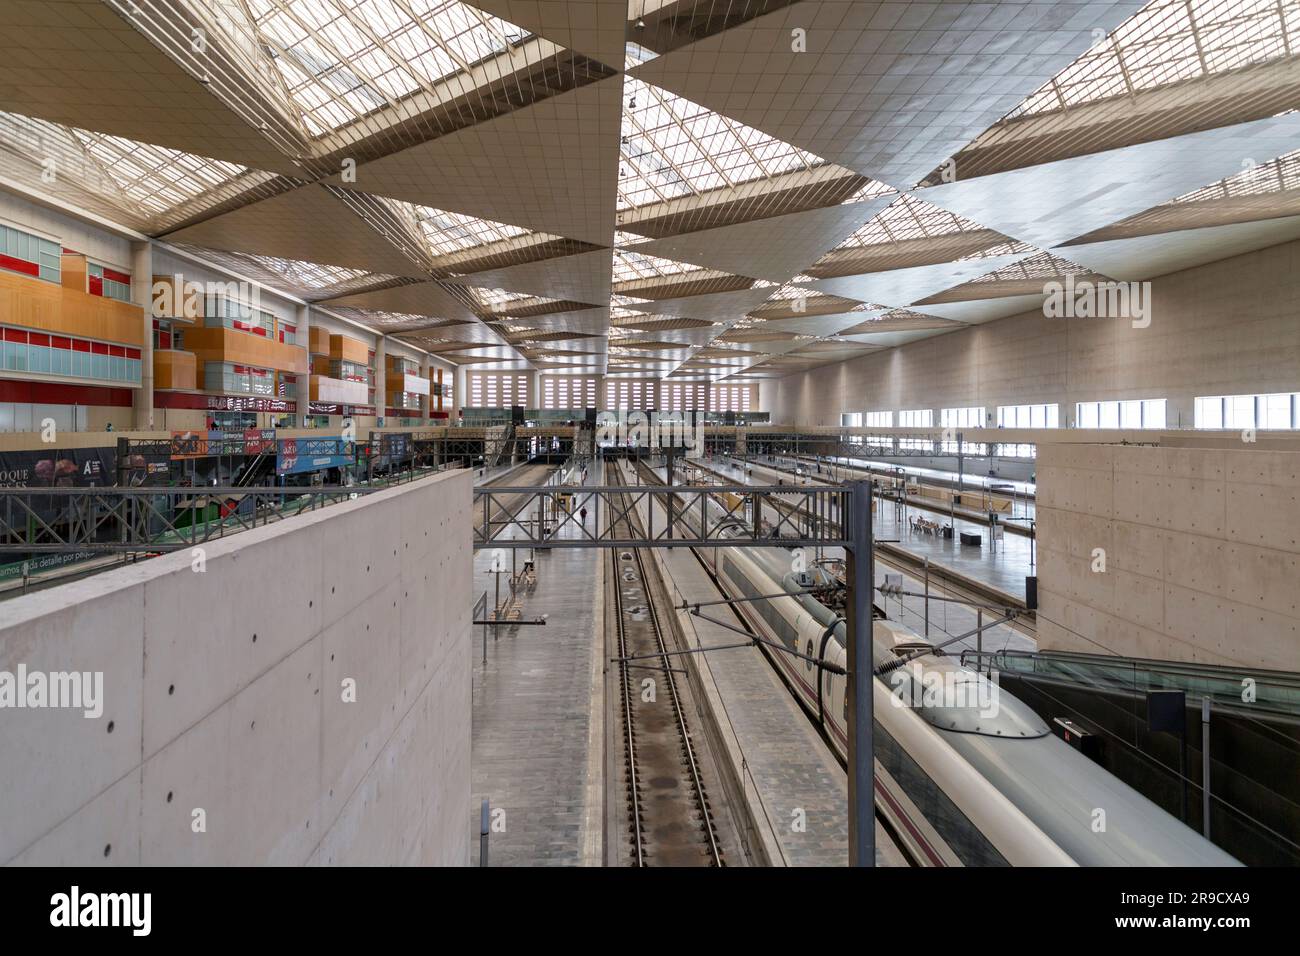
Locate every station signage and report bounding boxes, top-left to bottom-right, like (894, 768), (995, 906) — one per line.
(154, 393), (295, 414)
(307, 402), (375, 417)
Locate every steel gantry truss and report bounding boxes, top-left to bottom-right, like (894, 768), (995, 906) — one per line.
(471, 484), (852, 549)
(474, 477), (878, 867)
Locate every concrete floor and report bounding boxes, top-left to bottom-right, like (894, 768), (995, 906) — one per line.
(468, 462), (604, 866)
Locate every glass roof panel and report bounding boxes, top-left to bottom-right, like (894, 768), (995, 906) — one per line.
(1173, 146), (1300, 201)
(225, 0), (525, 136)
(618, 54), (825, 210)
(835, 193), (986, 248)
(406, 203), (532, 257)
(1007, 0), (1300, 120)
(612, 248), (709, 283)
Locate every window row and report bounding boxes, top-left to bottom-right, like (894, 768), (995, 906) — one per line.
(1194, 393), (1300, 430)
(204, 362), (277, 397)
(940, 406), (985, 428)
(0, 327), (140, 384)
(541, 376), (598, 410)
(997, 403), (1060, 428)
(898, 409), (932, 428)
(0, 224), (60, 284)
(1077, 398), (1166, 429)
(469, 372), (530, 408)
(88, 262), (131, 302)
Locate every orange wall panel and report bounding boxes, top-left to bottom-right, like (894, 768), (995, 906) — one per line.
(185, 327), (309, 374)
(154, 349), (197, 390)
(0, 270), (144, 345)
(329, 333), (368, 365)
(309, 326), (330, 356)
(60, 253), (87, 293)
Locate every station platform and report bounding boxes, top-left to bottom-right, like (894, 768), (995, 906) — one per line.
(696, 457), (1038, 609)
(468, 461), (603, 866)
(760, 454), (1037, 525)
(625, 463), (906, 866)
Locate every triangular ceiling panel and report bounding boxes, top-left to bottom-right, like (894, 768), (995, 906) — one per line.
(0, 1), (300, 175)
(918, 113), (1300, 249)
(1056, 215), (1300, 283)
(503, 307), (611, 335)
(164, 186), (431, 279)
(627, 196), (895, 282)
(628, 0), (1147, 188)
(624, 286), (778, 322)
(803, 253), (1033, 309)
(327, 76), (623, 246)
(913, 294), (1050, 326)
(320, 281), (479, 324)
(757, 311), (886, 336)
(450, 249), (613, 304)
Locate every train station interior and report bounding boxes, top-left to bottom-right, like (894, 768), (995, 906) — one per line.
(0, 0), (1297, 879)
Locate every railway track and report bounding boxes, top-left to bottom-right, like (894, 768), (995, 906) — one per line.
(606, 466), (724, 867)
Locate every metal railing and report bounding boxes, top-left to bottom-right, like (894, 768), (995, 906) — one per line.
(0, 485), (395, 553)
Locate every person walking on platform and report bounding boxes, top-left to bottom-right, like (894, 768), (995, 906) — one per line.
(580, 506), (588, 526)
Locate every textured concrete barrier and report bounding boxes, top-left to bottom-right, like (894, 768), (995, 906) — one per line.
(0, 470), (472, 865)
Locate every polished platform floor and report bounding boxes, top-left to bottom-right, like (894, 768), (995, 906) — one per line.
(468, 461), (603, 866)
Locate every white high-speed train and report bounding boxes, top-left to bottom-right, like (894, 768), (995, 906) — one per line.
(686, 508), (1239, 866)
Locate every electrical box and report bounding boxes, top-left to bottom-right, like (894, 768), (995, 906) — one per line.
(1053, 717), (1101, 761)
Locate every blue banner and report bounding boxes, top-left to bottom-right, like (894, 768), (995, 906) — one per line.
(276, 437), (354, 475)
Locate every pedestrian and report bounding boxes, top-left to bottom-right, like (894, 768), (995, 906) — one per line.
(580, 506), (588, 525)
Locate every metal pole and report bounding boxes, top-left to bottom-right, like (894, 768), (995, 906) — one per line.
(1201, 697), (1212, 840)
(923, 557), (930, 639)
(846, 479), (875, 867)
(976, 607), (983, 674)
(479, 798), (490, 866)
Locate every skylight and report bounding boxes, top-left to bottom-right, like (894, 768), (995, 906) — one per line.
(409, 204), (532, 257)
(0, 111), (266, 223)
(613, 247), (711, 283)
(618, 74), (823, 210)
(1173, 147), (1300, 201)
(1008, 0), (1300, 120)
(836, 193), (987, 248)
(71, 129), (252, 215)
(232, 0), (527, 135)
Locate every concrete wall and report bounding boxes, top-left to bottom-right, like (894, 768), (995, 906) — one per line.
(768, 238), (1300, 427)
(0, 469), (472, 865)
(1036, 443), (1300, 670)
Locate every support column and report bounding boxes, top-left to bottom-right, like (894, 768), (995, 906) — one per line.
(374, 333), (387, 427)
(420, 354), (431, 423)
(296, 303), (311, 427)
(846, 479), (875, 867)
(131, 240), (154, 431)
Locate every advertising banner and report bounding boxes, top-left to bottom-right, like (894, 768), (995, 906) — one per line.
(0, 447), (115, 488)
(120, 439), (172, 487)
(277, 437), (354, 475)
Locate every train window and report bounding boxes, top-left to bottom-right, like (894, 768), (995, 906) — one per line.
(805, 639), (814, 672)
